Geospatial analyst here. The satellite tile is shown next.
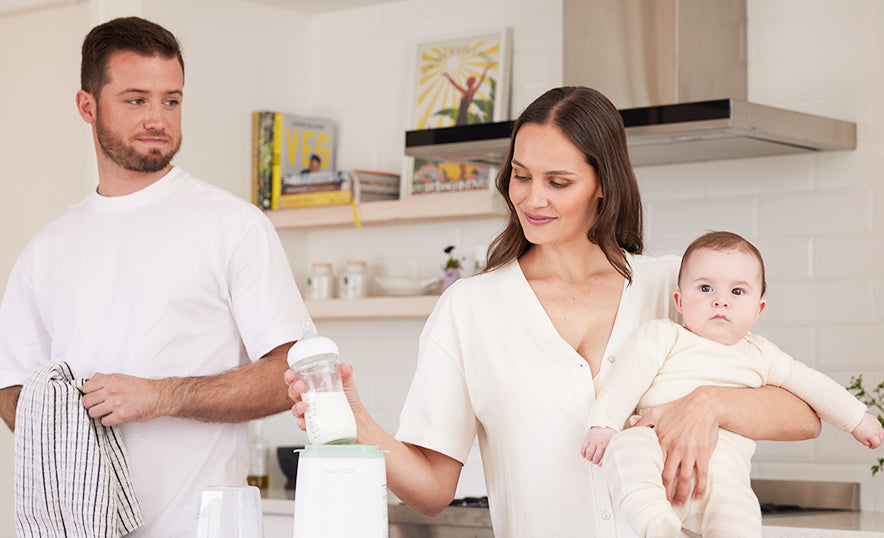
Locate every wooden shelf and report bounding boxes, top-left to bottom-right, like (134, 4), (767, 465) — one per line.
(272, 192), (499, 320)
(305, 295), (439, 320)
(266, 190), (506, 230)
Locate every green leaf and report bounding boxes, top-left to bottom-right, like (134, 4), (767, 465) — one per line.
(846, 375), (884, 476)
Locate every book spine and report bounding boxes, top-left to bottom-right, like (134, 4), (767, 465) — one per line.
(356, 192), (399, 202)
(357, 184), (400, 194)
(282, 181), (346, 195)
(270, 113), (284, 210)
(276, 189), (352, 209)
(283, 171), (341, 186)
(250, 111), (260, 206)
(259, 112), (274, 209)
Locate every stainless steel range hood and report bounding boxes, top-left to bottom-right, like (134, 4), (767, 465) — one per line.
(404, 0), (856, 167)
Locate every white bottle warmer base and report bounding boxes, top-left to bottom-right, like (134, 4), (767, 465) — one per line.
(292, 444), (388, 537)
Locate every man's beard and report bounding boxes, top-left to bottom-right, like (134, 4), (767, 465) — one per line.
(96, 111), (181, 173)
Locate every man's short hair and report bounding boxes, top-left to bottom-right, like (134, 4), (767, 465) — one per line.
(81, 16), (184, 97)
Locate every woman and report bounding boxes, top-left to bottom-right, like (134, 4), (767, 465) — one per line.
(284, 86), (820, 537)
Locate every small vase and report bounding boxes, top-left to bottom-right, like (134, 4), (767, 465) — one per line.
(441, 268), (461, 293)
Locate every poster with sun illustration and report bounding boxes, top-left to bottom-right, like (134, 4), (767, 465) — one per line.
(405, 28), (511, 197)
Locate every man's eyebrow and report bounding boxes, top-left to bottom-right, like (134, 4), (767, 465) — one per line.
(118, 89), (183, 96)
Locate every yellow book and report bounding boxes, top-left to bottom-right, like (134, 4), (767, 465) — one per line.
(275, 189), (353, 209)
(270, 113), (284, 209)
(250, 112), (259, 206)
(268, 112), (337, 210)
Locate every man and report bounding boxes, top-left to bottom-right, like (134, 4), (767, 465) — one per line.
(0, 17), (313, 536)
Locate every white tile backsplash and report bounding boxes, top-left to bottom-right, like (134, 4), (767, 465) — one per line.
(817, 325), (884, 370)
(762, 279), (873, 325)
(815, 422), (883, 465)
(635, 163), (705, 200)
(701, 155), (815, 196)
(758, 188), (873, 237)
(815, 146), (884, 190)
(754, 439), (816, 463)
(815, 234), (884, 278)
(754, 236), (812, 280)
(649, 196), (757, 240)
(752, 3), (878, 61)
(749, 326), (818, 368)
(873, 280), (884, 324)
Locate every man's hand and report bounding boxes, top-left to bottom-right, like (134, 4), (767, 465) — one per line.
(81, 373), (172, 426)
(0, 385), (22, 431)
(634, 387), (719, 506)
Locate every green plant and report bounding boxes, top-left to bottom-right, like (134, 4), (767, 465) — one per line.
(443, 245), (461, 270)
(846, 374), (884, 476)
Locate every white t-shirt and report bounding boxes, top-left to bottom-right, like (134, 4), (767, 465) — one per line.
(396, 254), (680, 538)
(0, 167), (313, 537)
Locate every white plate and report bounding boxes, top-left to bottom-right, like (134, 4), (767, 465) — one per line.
(374, 276), (441, 296)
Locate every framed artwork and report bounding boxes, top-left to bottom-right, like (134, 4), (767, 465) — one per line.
(403, 28), (512, 197)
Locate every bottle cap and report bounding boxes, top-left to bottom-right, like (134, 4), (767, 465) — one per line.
(287, 336), (339, 369)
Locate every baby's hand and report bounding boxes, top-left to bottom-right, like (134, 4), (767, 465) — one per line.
(581, 426), (616, 465)
(851, 412), (884, 449)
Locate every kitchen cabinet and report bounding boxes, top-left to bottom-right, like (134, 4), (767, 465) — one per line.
(266, 190), (505, 320)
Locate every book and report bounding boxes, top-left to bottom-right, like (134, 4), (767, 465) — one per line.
(272, 114), (337, 209)
(274, 189), (352, 209)
(349, 170), (401, 203)
(283, 170), (342, 188)
(282, 172), (352, 195)
(357, 192), (399, 203)
(250, 111), (275, 209)
(284, 181), (349, 195)
(250, 111), (337, 210)
(409, 158), (494, 195)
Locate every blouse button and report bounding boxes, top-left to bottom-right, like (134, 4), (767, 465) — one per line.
(602, 510), (613, 520)
(607, 355), (616, 363)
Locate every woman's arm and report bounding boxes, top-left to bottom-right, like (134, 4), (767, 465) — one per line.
(635, 385), (820, 507)
(285, 363), (463, 516)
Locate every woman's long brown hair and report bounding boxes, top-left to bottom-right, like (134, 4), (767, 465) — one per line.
(484, 86), (643, 282)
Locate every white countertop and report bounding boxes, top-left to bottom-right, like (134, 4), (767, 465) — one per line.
(263, 491), (884, 537)
(763, 512), (884, 537)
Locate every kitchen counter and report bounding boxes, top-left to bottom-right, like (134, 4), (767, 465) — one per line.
(763, 512), (884, 537)
(262, 491), (884, 537)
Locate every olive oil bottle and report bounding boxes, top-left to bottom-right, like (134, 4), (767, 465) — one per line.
(247, 419), (269, 496)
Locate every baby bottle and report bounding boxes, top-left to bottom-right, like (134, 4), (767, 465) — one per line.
(287, 336), (357, 445)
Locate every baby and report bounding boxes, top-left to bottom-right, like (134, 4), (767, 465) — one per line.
(581, 231), (883, 538)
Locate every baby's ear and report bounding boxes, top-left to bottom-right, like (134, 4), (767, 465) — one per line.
(756, 298), (767, 317)
(672, 289), (683, 313)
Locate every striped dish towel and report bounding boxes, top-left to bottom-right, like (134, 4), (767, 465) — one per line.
(14, 361), (143, 537)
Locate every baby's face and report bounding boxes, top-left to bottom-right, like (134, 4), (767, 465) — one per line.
(674, 247), (766, 346)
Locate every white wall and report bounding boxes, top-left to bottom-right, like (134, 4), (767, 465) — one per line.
(3, 0), (884, 529)
(0, 4), (90, 534)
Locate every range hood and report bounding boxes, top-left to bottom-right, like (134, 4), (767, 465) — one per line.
(405, 0), (856, 167)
